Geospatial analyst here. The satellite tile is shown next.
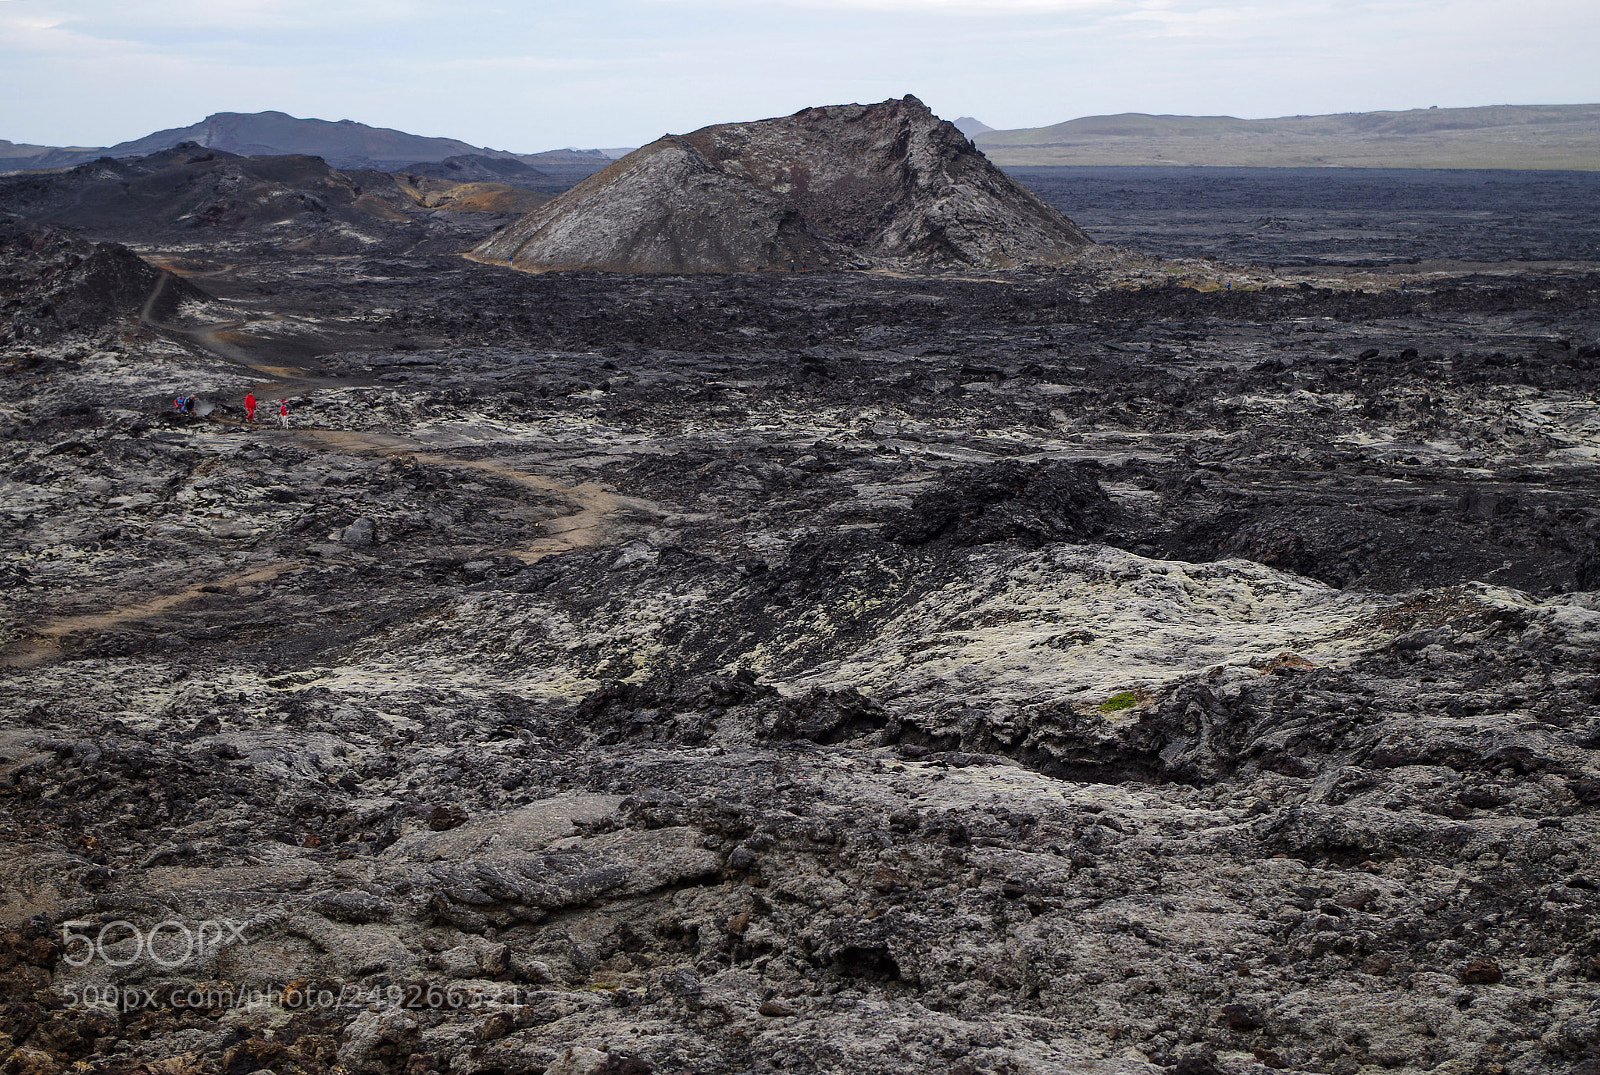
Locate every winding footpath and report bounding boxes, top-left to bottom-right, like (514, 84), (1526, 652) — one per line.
(2, 277), (662, 668)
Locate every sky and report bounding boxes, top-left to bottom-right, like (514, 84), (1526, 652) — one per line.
(2, 0), (1597, 152)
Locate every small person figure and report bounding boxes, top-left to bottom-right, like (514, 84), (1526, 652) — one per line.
(278, 399), (289, 428)
(244, 392), (257, 422)
(183, 395), (196, 415)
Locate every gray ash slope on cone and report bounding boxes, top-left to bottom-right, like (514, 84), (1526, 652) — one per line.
(474, 95), (1092, 273)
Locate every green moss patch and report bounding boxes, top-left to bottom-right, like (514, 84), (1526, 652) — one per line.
(1099, 690), (1141, 713)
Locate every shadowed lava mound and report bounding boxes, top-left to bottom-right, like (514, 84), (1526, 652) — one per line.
(398, 154), (551, 189)
(0, 144), (530, 256)
(1, 216), (200, 344)
(474, 95), (1092, 273)
(395, 157), (556, 215)
(888, 459), (1118, 546)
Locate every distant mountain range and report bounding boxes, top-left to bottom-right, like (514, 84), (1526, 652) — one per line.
(0, 111), (619, 177)
(966, 103), (1600, 169)
(8, 103), (1596, 178)
(0, 139), (103, 170)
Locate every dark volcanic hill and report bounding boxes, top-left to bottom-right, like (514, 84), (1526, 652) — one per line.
(1, 114), (623, 177)
(396, 154), (550, 189)
(0, 143), (533, 255)
(473, 96), (1092, 273)
(95, 111), (522, 171)
(0, 138), (103, 171)
(0, 144), (415, 237)
(0, 216), (200, 344)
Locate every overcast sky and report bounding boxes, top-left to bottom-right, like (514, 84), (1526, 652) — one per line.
(3, 0), (1597, 151)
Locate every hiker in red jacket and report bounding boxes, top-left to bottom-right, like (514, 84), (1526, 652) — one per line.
(278, 399), (289, 428)
(244, 392), (257, 421)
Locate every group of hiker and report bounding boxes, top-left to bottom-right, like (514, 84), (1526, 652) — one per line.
(244, 392), (290, 426)
(172, 390), (290, 426)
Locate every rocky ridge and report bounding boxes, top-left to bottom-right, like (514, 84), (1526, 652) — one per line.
(1, 112), (525, 173)
(473, 96), (1092, 273)
(0, 145), (542, 258)
(1, 216), (201, 345)
(398, 156), (553, 191)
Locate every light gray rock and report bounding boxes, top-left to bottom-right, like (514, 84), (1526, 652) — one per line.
(339, 516), (377, 546)
(436, 944), (478, 978)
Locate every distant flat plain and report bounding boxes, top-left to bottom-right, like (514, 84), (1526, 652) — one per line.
(977, 104), (1600, 170)
(1007, 166), (1600, 266)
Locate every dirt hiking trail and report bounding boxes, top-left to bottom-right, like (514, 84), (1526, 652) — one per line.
(293, 429), (664, 563)
(2, 425), (662, 669)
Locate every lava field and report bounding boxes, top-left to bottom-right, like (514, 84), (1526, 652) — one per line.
(0, 163), (1598, 1075)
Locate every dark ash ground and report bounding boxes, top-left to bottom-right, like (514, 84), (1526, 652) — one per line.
(1, 167), (1599, 1075)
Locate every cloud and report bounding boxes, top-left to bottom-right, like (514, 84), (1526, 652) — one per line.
(215, 0), (427, 26)
(0, 9), (141, 57)
(17, 0), (431, 33)
(1108, 1), (1320, 39)
(4, 0), (1597, 149)
(648, 0), (1118, 11)
(418, 54), (624, 75)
